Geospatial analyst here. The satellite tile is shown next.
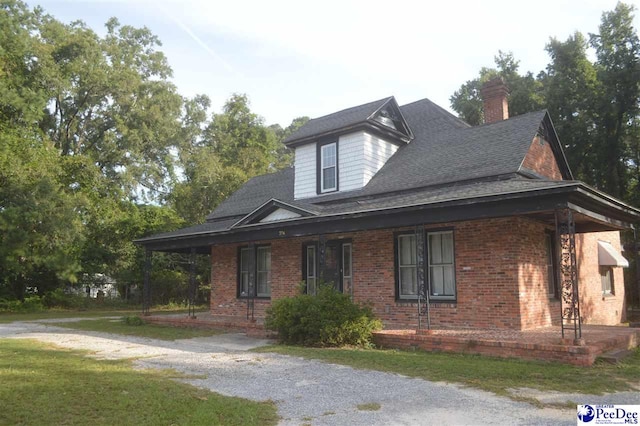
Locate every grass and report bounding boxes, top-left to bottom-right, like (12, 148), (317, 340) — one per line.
(0, 339), (278, 426)
(51, 318), (223, 340)
(357, 403), (381, 411)
(254, 345), (640, 397)
(0, 306), (207, 324)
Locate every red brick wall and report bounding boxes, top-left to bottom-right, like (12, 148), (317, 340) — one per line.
(209, 218), (623, 330)
(576, 231), (626, 325)
(521, 135), (564, 180)
(515, 221), (561, 329)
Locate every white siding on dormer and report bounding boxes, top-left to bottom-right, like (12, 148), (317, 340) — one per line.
(338, 132), (366, 192)
(294, 143), (317, 199)
(293, 131), (400, 200)
(362, 132), (399, 185)
(259, 208), (302, 223)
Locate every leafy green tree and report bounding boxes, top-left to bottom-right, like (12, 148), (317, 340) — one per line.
(589, 2), (640, 199)
(0, 129), (84, 299)
(171, 94), (294, 224)
(450, 51), (544, 125)
(542, 32), (600, 181)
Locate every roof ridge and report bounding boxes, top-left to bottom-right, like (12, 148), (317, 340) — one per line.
(400, 98), (470, 128)
(306, 96), (393, 123)
(472, 109), (547, 129)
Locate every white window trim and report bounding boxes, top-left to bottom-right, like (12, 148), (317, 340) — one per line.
(320, 142), (337, 193)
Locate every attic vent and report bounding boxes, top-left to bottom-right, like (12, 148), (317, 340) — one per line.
(373, 109), (397, 130)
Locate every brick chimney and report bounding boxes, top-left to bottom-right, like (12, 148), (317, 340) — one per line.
(480, 77), (509, 124)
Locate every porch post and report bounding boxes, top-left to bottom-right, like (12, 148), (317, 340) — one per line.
(142, 248), (152, 316)
(554, 208), (582, 341)
(634, 228), (640, 309)
(188, 247), (197, 318)
(415, 226), (430, 330)
(246, 243), (256, 321)
(318, 234), (326, 281)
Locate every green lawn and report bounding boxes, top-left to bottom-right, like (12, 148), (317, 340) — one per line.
(0, 339), (278, 426)
(53, 318), (223, 340)
(255, 345), (640, 398)
(0, 306), (207, 324)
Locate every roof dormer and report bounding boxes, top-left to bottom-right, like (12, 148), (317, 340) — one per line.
(287, 97), (413, 200)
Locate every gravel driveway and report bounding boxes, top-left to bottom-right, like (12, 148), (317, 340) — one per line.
(2, 318), (636, 425)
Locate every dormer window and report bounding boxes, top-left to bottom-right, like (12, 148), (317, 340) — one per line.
(319, 141), (338, 193)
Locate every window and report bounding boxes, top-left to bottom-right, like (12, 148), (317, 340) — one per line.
(397, 234), (417, 299)
(600, 266), (614, 295)
(238, 248), (250, 297)
(343, 243), (352, 297)
(395, 230), (456, 301)
(320, 142), (337, 193)
(545, 233), (558, 298)
(256, 247), (271, 297)
(305, 245), (317, 295)
(237, 246), (271, 298)
(428, 231), (455, 300)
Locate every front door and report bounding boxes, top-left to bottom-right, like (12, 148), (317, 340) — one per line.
(322, 241), (342, 292)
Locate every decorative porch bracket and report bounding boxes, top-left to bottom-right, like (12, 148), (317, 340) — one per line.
(415, 226), (431, 330)
(246, 243), (256, 321)
(188, 247), (197, 318)
(142, 248), (152, 316)
(555, 208), (582, 340)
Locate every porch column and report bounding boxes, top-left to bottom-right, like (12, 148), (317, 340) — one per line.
(246, 243), (256, 321)
(554, 208), (582, 341)
(188, 247), (197, 318)
(415, 226), (430, 330)
(142, 248), (152, 316)
(318, 234), (326, 281)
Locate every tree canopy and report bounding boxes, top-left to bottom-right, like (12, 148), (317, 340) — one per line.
(450, 2), (640, 205)
(0, 0), (297, 301)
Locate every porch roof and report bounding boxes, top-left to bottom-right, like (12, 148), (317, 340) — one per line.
(135, 177), (640, 253)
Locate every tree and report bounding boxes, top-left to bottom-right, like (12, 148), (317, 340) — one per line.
(450, 51), (544, 125)
(0, 128), (84, 299)
(589, 2), (640, 199)
(170, 94), (295, 224)
(542, 32), (599, 182)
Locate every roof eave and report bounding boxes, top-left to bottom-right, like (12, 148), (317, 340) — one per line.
(137, 181), (640, 248)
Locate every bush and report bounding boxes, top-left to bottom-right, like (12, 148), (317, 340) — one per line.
(0, 296), (45, 313)
(43, 288), (87, 309)
(265, 284), (382, 347)
(122, 315), (144, 326)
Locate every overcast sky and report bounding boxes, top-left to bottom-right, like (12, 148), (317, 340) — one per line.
(35, 0), (640, 127)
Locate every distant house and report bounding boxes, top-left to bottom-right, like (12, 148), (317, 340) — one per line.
(137, 78), (639, 334)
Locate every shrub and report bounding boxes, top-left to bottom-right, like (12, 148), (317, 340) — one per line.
(265, 284), (382, 347)
(122, 315), (144, 326)
(43, 288), (87, 309)
(0, 296), (45, 313)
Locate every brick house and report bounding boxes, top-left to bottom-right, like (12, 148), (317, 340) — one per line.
(138, 79), (639, 335)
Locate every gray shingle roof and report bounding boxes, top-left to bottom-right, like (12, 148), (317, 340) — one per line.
(362, 109), (548, 195)
(206, 168), (294, 220)
(136, 178), (579, 242)
(140, 97), (562, 243)
(283, 97), (392, 145)
(209, 101), (550, 220)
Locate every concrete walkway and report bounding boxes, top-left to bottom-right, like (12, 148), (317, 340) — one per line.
(1, 318), (637, 425)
